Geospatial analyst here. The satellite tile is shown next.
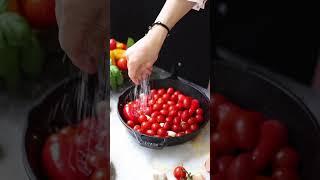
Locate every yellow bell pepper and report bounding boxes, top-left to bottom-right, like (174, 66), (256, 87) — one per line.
(112, 49), (126, 60)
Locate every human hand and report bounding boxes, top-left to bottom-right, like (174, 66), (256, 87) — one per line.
(126, 26), (167, 85)
(55, 0), (107, 74)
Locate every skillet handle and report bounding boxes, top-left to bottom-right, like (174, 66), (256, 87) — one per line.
(168, 62), (183, 80)
(133, 131), (167, 149)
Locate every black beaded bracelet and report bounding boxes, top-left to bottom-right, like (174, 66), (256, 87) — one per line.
(148, 21), (170, 36)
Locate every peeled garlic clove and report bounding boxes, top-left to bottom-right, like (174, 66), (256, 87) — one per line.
(167, 131), (176, 137)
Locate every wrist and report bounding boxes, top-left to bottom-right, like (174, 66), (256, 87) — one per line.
(146, 25), (167, 49)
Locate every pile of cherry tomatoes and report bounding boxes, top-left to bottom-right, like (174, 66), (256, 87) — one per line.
(42, 118), (108, 180)
(212, 93), (300, 180)
(123, 87), (205, 138)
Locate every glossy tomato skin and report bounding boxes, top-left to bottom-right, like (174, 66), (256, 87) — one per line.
(90, 168), (108, 180)
(21, 0), (56, 28)
(110, 39), (117, 50)
(116, 58), (128, 71)
(167, 87), (174, 94)
(252, 120), (288, 172)
(226, 153), (255, 180)
(173, 166), (187, 180)
(272, 147), (299, 170)
(231, 110), (263, 150)
(212, 131), (235, 155)
(127, 120), (135, 128)
(272, 169), (299, 180)
(42, 134), (87, 180)
(214, 156), (234, 173)
(123, 103), (136, 122)
(157, 128), (167, 137)
(190, 124), (199, 132)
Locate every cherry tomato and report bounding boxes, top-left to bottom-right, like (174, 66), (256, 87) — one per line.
(86, 153), (107, 169)
(172, 124), (181, 132)
(252, 120), (288, 172)
(177, 111), (183, 117)
(148, 117), (158, 124)
(141, 121), (152, 132)
(214, 156), (234, 173)
(181, 110), (190, 121)
(116, 58), (128, 71)
(133, 125), (141, 131)
(165, 116), (173, 123)
(188, 107), (196, 115)
(42, 134), (87, 179)
(123, 103), (136, 122)
(191, 99), (200, 109)
(195, 114), (204, 123)
(162, 104), (169, 110)
(156, 115), (165, 123)
(173, 117), (181, 125)
(167, 100), (175, 106)
(272, 147), (299, 170)
(151, 123), (161, 132)
(175, 103), (184, 110)
(196, 108), (204, 116)
(272, 169), (299, 180)
(157, 89), (166, 95)
(127, 120), (135, 128)
(173, 91), (181, 96)
(178, 94), (186, 102)
(157, 128), (167, 137)
(153, 94), (160, 100)
(173, 166), (187, 180)
(190, 124), (199, 132)
(144, 107), (152, 115)
(212, 131), (235, 155)
(90, 168), (108, 180)
(151, 111), (160, 118)
(168, 110), (178, 117)
(180, 122), (189, 131)
(187, 117), (196, 125)
(176, 132), (185, 137)
(160, 109), (169, 116)
(185, 129), (193, 134)
(182, 97), (191, 109)
(162, 93), (170, 101)
(138, 115), (147, 124)
(148, 99), (156, 107)
(167, 87), (175, 94)
(146, 129), (156, 136)
(170, 94), (179, 102)
(110, 39), (117, 50)
(226, 153), (255, 180)
(150, 89), (157, 96)
(152, 103), (161, 111)
(163, 122), (172, 130)
(157, 98), (166, 105)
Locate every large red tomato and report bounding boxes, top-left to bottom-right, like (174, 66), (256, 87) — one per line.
(20, 0), (57, 28)
(42, 134), (87, 180)
(226, 153), (256, 180)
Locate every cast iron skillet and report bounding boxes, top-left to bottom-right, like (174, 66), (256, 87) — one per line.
(22, 75), (97, 180)
(213, 60), (320, 179)
(117, 63), (210, 149)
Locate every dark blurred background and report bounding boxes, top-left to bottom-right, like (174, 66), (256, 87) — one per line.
(111, 0), (211, 88)
(213, 0), (320, 86)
